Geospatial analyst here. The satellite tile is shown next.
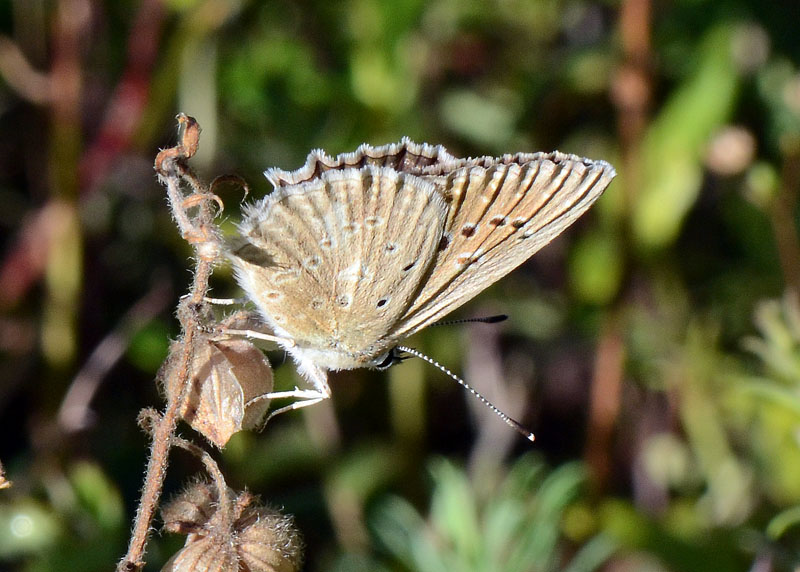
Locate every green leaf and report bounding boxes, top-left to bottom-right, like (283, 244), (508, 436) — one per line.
(569, 231), (623, 305)
(767, 505), (800, 539)
(428, 459), (483, 567)
(633, 24), (740, 250)
(69, 462), (124, 530)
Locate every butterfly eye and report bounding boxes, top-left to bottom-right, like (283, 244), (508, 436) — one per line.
(374, 350), (398, 370)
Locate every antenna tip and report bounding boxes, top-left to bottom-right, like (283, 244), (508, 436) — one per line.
(509, 419), (536, 443)
(485, 314), (508, 323)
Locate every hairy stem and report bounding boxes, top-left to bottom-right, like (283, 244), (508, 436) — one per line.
(117, 115), (220, 571)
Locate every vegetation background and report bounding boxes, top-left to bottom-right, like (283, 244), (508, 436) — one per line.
(1, 0), (800, 570)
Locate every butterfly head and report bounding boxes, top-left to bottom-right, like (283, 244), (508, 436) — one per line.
(372, 347), (408, 370)
(282, 338), (402, 373)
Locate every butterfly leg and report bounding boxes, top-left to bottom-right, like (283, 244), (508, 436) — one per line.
(208, 308), (295, 346)
(203, 296), (247, 305)
(221, 327), (295, 346)
(251, 362), (332, 428)
(258, 391), (329, 426)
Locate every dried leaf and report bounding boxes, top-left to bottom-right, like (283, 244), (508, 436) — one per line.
(163, 336), (273, 447)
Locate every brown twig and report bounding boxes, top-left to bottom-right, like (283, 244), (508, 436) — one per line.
(138, 407), (232, 519)
(169, 432), (233, 525)
(117, 115), (223, 571)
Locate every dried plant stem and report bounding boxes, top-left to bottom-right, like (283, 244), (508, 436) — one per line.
(118, 301), (207, 572)
(117, 115), (221, 572)
(170, 433), (234, 526)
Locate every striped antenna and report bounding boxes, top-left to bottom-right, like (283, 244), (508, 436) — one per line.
(396, 345), (535, 442)
(431, 314), (508, 327)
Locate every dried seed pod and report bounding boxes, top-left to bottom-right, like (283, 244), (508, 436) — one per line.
(161, 536), (240, 572)
(235, 499), (304, 572)
(161, 479), (217, 535)
(162, 336), (273, 448)
(162, 481), (303, 572)
(0, 460), (10, 489)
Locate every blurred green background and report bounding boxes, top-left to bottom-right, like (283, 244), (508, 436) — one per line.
(1, 0), (800, 570)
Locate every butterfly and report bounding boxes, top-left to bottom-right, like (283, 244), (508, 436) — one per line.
(227, 138), (615, 435)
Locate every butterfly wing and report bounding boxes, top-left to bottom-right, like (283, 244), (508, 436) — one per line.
(230, 165), (448, 368)
(264, 137), (460, 188)
(392, 153), (616, 339)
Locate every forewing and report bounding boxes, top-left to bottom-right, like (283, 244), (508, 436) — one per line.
(231, 166), (448, 360)
(393, 154), (615, 338)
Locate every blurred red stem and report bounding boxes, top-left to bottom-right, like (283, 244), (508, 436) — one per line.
(0, 0), (164, 310)
(79, 0), (165, 193)
(771, 151), (800, 293)
(585, 0), (652, 488)
(0, 202), (59, 309)
(49, 0), (88, 200)
(612, 0), (652, 210)
(584, 317), (626, 489)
